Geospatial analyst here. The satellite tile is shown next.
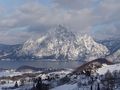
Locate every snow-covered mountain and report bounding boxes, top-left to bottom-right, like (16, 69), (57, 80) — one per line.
(19, 25), (109, 61)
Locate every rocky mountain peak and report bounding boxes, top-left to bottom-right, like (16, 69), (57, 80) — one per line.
(19, 25), (109, 61)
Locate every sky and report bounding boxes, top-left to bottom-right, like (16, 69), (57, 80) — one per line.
(0, 0), (120, 44)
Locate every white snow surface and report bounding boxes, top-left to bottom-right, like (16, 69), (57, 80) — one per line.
(0, 70), (22, 77)
(51, 83), (97, 90)
(97, 63), (120, 75)
(0, 69), (38, 77)
(51, 83), (77, 90)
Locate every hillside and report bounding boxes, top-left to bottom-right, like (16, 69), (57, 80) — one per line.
(73, 58), (113, 74)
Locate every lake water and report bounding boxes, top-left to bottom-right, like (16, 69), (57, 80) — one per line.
(0, 60), (84, 69)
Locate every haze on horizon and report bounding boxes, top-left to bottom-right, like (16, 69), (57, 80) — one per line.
(0, 0), (120, 44)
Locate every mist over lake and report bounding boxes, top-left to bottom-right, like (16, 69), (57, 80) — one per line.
(0, 59), (83, 69)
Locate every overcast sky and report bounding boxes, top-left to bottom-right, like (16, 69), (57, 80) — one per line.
(0, 0), (120, 44)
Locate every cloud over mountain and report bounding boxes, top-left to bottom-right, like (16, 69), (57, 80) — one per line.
(0, 0), (120, 44)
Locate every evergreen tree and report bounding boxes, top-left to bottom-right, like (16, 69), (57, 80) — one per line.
(36, 77), (42, 90)
(14, 81), (18, 88)
(90, 85), (93, 90)
(97, 83), (100, 90)
(105, 70), (115, 90)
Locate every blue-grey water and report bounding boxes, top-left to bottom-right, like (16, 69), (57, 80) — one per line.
(0, 59), (84, 69)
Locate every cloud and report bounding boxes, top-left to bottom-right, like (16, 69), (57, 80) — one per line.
(92, 23), (120, 40)
(52, 0), (98, 10)
(0, 30), (31, 44)
(0, 0), (120, 44)
(0, 2), (96, 32)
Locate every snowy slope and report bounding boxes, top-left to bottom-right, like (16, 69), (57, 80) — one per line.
(19, 25), (109, 61)
(51, 83), (93, 90)
(51, 83), (78, 90)
(97, 63), (120, 75)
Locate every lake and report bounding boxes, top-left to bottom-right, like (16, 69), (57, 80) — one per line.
(0, 60), (84, 69)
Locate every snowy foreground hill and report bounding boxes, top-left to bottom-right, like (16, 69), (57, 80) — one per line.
(0, 58), (120, 90)
(18, 25), (109, 61)
(52, 62), (120, 90)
